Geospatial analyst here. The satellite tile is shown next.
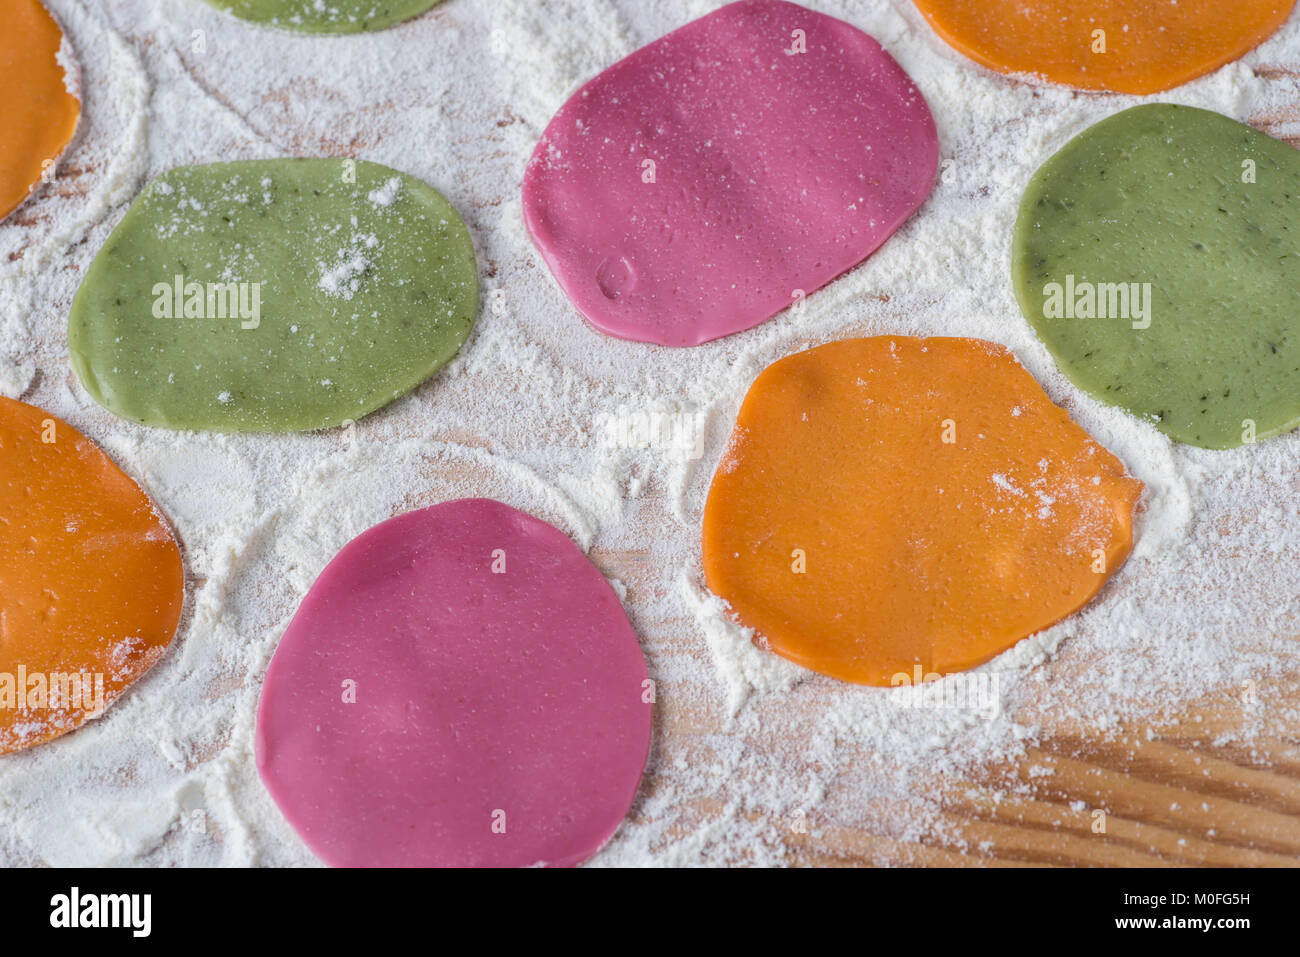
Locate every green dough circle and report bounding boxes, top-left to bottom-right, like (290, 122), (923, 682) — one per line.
(201, 0), (443, 34)
(1013, 104), (1300, 450)
(69, 159), (478, 432)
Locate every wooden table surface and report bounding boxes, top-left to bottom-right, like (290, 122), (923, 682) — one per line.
(615, 657), (1300, 867)
(795, 684), (1300, 866)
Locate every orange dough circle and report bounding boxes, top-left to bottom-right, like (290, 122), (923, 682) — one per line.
(702, 337), (1141, 686)
(913, 0), (1295, 94)
(0, 0), (80, 221)
(0, 398), (183, 754)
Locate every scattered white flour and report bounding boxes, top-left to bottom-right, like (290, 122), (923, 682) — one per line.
(317, 226), (379, 299)
(366, 175), (402, 206)
(54, 22), (83, 103)
(317, 252), (370, 298)
(0, 0), (1297, 867)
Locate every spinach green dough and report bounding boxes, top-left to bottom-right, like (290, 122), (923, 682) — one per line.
(69, 159), (477, 432)
(1013, 104), (1300, 450)
(202, 0), (442, 33)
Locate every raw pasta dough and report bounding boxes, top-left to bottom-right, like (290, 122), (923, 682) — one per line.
(0, 0), (80, 222)
(256, 498), (653, 867)
(1013, 104), (1300, 449)
(913, 0), (1295, 94)
(69, 159), (478, 433)
(523, 0), (937, 346)
(0, 398), (184, 754)
(202, 0), (443, 34)
(702, 337), (1141, 685)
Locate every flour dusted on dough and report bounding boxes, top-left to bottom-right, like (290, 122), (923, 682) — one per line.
(0, 0), (1297, 867)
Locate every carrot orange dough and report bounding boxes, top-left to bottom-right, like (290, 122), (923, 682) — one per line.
(0, 398), (183, 754)
(912, 0), (1295, 95)
(702, 337), (1141, 686)
(0, 0), (80, 221)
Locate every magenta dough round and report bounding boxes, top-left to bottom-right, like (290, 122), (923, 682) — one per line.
(255, 498), (652, 867)
(522, 0), (938, 346)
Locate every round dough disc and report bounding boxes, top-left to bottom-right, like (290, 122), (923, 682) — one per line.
(1013, 104), (1300, 449)
(68, 159), (478, 433)
(702, 337), (1141, 685)
(0, 398), (184, 754)
(256, 498), (653, 867)
(202, 0), (443, 34)
(913, 0), (1294, 94)
(0, 0), (80, 222)
(523, 0), (937, 345)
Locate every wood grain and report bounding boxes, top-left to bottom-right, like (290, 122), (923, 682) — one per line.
(782, 680), (1300, 866)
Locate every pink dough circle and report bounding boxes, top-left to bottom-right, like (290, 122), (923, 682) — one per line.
(522, 0), (938, 346)
(255, 498), (653, 868)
